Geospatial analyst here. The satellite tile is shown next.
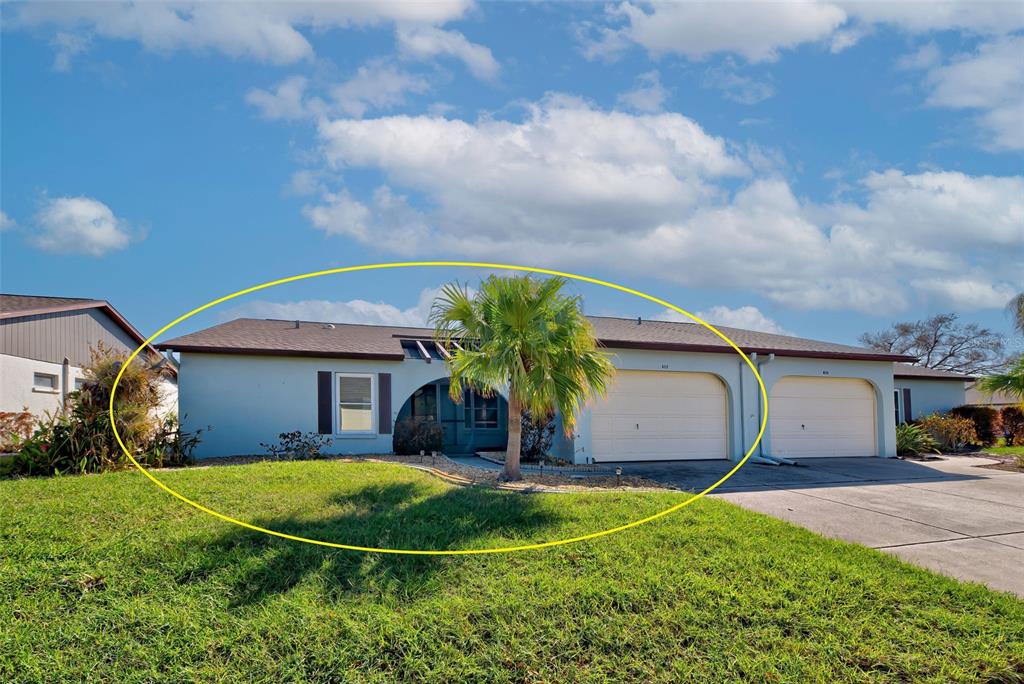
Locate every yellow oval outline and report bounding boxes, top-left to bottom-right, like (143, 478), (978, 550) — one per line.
(110, 262), (768, 555)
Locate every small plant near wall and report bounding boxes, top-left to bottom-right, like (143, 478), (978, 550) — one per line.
(260, 431), (333, 460)
(393, 418), (443, 455)
(896, 423), (939, 457)
(520, 410), (556, 463)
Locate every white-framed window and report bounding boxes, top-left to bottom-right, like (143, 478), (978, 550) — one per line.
(74, 378), (87, 391)
(33, 372), (59, 392)
(336, 373), (375, 434)
(893, 390), (902, 425)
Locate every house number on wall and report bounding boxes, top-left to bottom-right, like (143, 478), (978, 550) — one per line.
(822, 370), (830, 375)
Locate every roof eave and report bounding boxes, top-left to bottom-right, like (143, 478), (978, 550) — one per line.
(156, 344), (406, 362)
(599, 340), (916, 363)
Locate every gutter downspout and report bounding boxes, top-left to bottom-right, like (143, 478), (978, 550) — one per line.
(61, 357), (70, 408)
(749, 353), (801, 466)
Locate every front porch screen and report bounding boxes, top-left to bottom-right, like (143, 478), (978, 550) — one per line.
(464, 390), (499, 429)
(338, 374), (374, 432)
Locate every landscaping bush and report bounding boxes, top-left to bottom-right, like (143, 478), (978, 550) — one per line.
(260, 431), (333, 460)
(520, 410), (555, 462)
(918, 413), (977, 452)
(896, 423), (939, 456)
(393, 417), (443, 455)
(1000, 405), (1024, 446)
(0, 410), (33, 452)
(9, 344), (198, 477)
(949, 405), (1002, 447)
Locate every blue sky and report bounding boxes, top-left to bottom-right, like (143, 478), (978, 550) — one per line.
(1, 1), (1021, 348)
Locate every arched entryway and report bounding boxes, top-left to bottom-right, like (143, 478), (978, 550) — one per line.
(395, 378), (509, 456)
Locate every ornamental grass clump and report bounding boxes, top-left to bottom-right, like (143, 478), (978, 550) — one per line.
(896, 423), (940, 456)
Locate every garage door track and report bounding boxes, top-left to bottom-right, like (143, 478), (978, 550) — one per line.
(610, 456), (1024, 597)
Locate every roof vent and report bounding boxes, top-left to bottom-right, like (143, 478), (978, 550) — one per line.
(322, 323), (336, 329)
(294, 320), (300, 329)
(637, 316), (642, 325)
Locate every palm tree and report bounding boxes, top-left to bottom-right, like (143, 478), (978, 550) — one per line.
(976, 356), (1024, 400)
(430, 275), (614, 481)
(1009, 292), (1024, 337)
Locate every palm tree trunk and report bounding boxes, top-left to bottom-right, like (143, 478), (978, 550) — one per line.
(502, 393), (523, 481)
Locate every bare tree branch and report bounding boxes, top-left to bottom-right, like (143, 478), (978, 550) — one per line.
(860, 313), (1008, 375)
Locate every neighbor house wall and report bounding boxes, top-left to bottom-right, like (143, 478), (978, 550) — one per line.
(0, 309), (141, 366)
(894, 379), (967, 421)
(0, 352), (178, 417)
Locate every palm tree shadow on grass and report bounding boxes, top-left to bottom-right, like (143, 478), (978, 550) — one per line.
(177, 481), (564, 607)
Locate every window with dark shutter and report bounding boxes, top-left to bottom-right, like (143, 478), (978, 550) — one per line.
(378, 373), (392, 435)
(317, 371), (332, 434)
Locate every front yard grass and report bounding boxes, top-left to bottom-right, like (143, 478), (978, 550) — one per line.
(3, 460), (1022, 683)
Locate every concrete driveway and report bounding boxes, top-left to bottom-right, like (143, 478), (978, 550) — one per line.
(610, 456), (1024, 597)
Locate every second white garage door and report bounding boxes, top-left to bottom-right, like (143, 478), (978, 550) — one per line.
(769, 376), (877, 458)
(590, 371), (728, 462)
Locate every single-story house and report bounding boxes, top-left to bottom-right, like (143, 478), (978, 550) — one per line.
(966, 383), (1020, 409)
(0, 294), (177, 417)
(159, 316), (916, 463)
(892, 364), (974, 423)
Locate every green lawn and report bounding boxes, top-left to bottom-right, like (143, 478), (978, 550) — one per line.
(986, 444), (1024, 456)
(3, 461), (1022, 683)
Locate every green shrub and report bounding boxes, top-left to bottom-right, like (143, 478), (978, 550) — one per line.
(949, 405), (1001, 447)
(393, 417), (443, 455)
(260, 431), (333, 460)
(918, 413), (977, 452)
(9, 344), (198, 477)
(520, 410), (555, 462)
(1000, 406), (1024, 446)
(896, 423), (940, 456)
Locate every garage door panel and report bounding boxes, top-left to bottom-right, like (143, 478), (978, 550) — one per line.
(769, 377), (876, 458)
(591, 370), (727, 462)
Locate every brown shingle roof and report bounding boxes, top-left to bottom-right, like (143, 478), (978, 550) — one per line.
(0, 294), (102, 317)
(893, 363), (975, 381)
(1, 293), (172, 372)
(158, 316), (915, 363)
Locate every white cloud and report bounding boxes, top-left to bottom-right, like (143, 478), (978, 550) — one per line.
(588, 1), (846, 62)
(246, 62), (430, 121)
(921, 35), (1024, 151)
(911, 278), (1018, 310)
(656, 305), (793, 335)
(299, 97), (1021, 314)
(616, 70), (668, 112)
(31, 196), (134, 256)
(582, 1), (1024, 63)
(0, 210), (15, 231)
(245, 75), (316, 121)
(895, 42), (941, 71)
(224, 286), (461, 328)
(11, 1), (473, 67)
(701, 59), (775, 104)
(330, 61), (431, 118)
(396, 26), (499, 81)
(51, 31), (90, 72)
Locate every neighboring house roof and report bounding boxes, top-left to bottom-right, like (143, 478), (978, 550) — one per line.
(893, 364), (976, 381)
(966, 384), (1021, 407)
(156, 316), (915, 363)
(0, 293), (173, 373)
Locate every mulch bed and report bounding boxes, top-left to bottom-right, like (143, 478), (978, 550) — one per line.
(188, 452), (678, 492)
(975, 454), (1024, 473)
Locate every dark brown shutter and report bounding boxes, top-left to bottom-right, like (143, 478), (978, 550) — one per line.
(317, 371), (332, 434)
(902, 388), (913, 423)
(378, 373), (392, 434)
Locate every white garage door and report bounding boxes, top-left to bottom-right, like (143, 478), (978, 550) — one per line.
(590, 371), (728, 462)
(769, 377), (876, 458)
